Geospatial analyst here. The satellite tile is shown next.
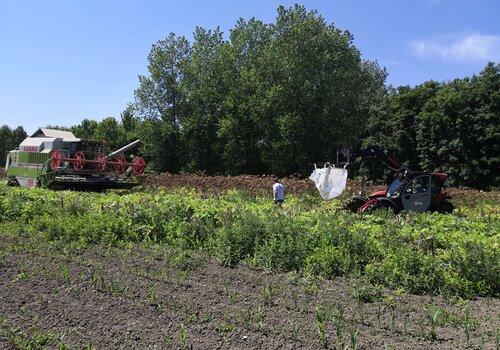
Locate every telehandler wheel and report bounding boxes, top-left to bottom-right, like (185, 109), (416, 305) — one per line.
(432, 201), (454, 214)
(343, 195), (368, 212)
(6, 177), (19, 187)
(364, 201), (397, 214)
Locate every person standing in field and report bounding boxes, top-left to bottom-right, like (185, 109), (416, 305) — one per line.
(272, 178), (285, 206)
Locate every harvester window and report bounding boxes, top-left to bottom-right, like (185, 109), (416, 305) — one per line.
(405, 176), (429, 194)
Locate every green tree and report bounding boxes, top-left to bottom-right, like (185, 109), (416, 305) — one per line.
(134, 33), (190, 172)
(0, 125), (14, 165)
(94, 117), (127, 153)
(216, 18), (271, 175)
(363, 82), (440, 181)
(71, 119), (99, 139)
(181, 27), (227, 173)
(256, 5), (386, 175)
(0, 125), (27, 164)
(121, 105), (139, 134)
(417, 63), (499, 188)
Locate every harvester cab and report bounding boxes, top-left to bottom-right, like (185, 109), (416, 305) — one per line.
(5, 128), (146, 190)
(339, 146), (454, 214)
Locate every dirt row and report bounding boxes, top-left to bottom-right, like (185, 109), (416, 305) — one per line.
(142, 172), (499, 204)
(2, 167), (497, 204)
(1, 232), (498, 350)
(141, 172), (317, 196)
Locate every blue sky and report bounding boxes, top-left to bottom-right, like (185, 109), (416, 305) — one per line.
(1, 0), (498, 133)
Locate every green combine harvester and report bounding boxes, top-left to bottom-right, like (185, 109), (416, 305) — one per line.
(4, 128), (146, 190)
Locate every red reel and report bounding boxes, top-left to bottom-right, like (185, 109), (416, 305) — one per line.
(73, 151), (85, 171)
(114, 155), (127, 173)
(96, 153), (107, 172)
(131, 156), (146, 175)
(50, 149), (62, 171)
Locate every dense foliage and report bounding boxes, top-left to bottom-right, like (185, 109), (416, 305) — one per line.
(365, 63), (499, 189)
(0, 125), (27, 164)
(0, 184), (498, 298)
(10, 5), (495, 188)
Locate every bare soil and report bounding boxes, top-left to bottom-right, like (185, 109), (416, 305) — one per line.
(1, 232), (498, 350)
(3, 167), (496, 205)
(141, 172), (499, 203)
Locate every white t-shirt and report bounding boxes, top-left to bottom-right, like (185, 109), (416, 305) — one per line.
(273, 182), (285, 200)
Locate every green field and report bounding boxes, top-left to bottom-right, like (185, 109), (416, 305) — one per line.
(1, 184), (498, 299)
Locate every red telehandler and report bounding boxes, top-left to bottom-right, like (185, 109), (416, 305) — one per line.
(340, 146), (454, 214)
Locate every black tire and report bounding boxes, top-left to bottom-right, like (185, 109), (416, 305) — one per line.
(432, 200), (454, 214)
(364, 200), (397, 214)
(344, 195), (369, 212)
(6, 177), (19, 187)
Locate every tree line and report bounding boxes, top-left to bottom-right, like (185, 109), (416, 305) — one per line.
(0, 126), (27, 164)
(2, 5), (498, 189)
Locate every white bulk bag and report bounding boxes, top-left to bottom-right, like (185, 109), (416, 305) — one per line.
(309, 163), (348, 200)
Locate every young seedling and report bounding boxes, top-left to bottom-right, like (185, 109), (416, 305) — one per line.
(288, 320), (300, 341)
(349, 327), (359, 350)
(389, 305), (397, 331)
(315, 307), (328, 348)
(332, 305), (346, 350)
(461, 304), (477, 348)
(108, 278), (127, 296)
(90, 269), (105, 292)
(14, 269), (29, 283)
(241, 307), (253, 327)
(479, 332), (486, 350)
(402, 310), (410, 335)
(261, 283), (276, 306)
(424, 306), (442, 341)
(60, 266), (71, 284)
(147, 284), (158, 303)
(163, 335), (173, 349)
(375, 303), (384, 326)
(217, 322), (236, 333)
(416, 315), (425, 338)
(255, 306), (266, 331)
(179, 323), (189, 349)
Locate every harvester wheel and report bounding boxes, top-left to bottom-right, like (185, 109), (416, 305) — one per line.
(50, 149), (62, 170)
(432, 200), (454, 214)
(114, 155), (127, 173)
(96, 153), (107, 172)
(73, 151), (85, 171)
(131, 156), (146, 175)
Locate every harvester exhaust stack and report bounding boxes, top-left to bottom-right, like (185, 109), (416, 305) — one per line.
(107, 139), (141, 159)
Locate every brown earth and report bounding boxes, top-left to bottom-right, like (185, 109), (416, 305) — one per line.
(1, 232), (498, 350)
(2, 166), (496, 204)
(141, 172), (317, 196)
(141, 172), (499, 205)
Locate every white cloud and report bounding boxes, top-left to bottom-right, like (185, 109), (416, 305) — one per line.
(410, 33), (500, 62)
